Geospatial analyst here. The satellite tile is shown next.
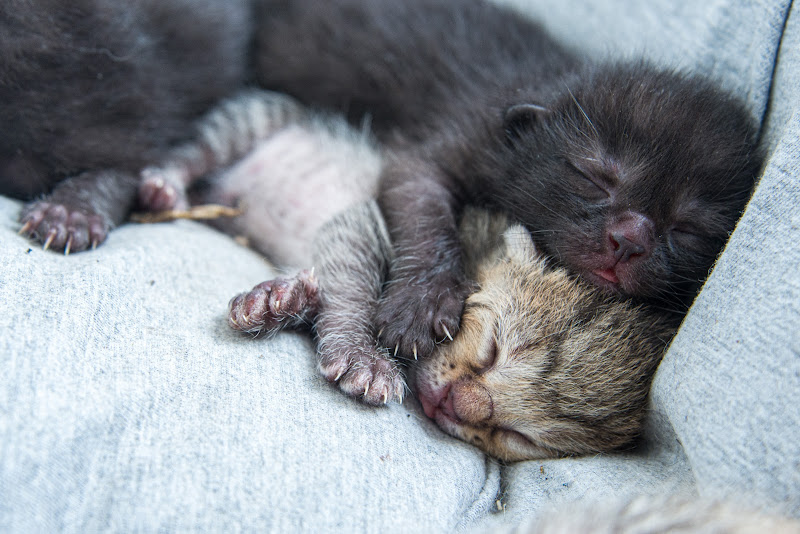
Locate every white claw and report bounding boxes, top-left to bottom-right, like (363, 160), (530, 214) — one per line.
(42, 231), (55, 251)
(64, 236), (72, 256)
(334, 369), (345, 382)
(364, 384), (370, 397)
(18, 221), (33, 235)
(394, 344), (400, 357)
(412, 345), (418, 360)
(442, 324), (453, 342)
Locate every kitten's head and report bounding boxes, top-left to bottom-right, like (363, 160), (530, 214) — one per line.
(410, 216), (676, 461)
(494, 63), (763, 312)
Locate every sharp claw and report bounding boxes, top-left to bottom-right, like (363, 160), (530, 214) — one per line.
(382, 391), (388, 404)
(442, 324), (453, 342)
(413, 344), (418, 360)
(64, 236), (72, 256)
(394, 344), (400, 357)
(274, 299), (281, 311)
(42, 230), (56, 251)
(18, 221), (33, 235)
(364, 384), (370, 397)
(91, 240), (98, 250)
(334, 369), (344, 382)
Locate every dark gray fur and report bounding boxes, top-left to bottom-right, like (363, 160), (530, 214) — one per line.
(1, 0), (250, 251)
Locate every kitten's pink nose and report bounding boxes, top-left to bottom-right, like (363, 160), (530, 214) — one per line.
(607, 212), (654, 264)
(450, 380), (493, 424)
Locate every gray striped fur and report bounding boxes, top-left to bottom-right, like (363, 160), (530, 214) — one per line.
(139, 89), (309, 211)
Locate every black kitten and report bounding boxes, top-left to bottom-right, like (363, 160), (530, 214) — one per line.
(0, 0), (250, 252)
(253, 0), (762, 357)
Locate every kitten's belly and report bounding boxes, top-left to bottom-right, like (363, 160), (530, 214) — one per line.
(205, 123), (381, 267)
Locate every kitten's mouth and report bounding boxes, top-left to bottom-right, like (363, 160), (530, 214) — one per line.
(418, 384), (454, 419)
(592, 268), (620, 285)
(586, 267), (625, 292)
(586, 255), (640, 292)
(417, 383), (462, 433)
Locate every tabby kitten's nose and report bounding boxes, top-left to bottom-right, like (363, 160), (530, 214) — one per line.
(451, 380), (493, 424)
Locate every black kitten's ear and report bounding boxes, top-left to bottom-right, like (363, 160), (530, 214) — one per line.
(504, 103), (550, 137)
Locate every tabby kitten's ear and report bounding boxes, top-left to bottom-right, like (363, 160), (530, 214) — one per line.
(503, 103), (550, 138)
(502, 224), (538, 263)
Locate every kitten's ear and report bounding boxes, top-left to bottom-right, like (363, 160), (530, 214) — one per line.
(502, 224), (538, 262)
(504, 103), (550, 137)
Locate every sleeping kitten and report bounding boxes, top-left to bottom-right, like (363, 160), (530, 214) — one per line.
(141, 90), (675, 460)
(253, 0), (763, 359)
(0, 0), (249, 252)
(228, 205), (675, 460)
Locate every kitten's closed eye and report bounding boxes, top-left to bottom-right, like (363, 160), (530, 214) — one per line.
(476, 335), (499, 374)
(669, 224), (706, 250)
(567, 161), (612, 201)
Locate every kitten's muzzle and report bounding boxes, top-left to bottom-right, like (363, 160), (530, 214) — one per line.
(416, 378), (494, 426)
(450, 379), (494, 424)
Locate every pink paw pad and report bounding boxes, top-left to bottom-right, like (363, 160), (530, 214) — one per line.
(19, 202), (107, 254)
(318, 344), (406, 405)
(139, 167), (190, 212)
(228, 270), (320, 336)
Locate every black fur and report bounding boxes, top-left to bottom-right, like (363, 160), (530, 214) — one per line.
(0, 0), (251, 250)
(253, 0), (763, 357)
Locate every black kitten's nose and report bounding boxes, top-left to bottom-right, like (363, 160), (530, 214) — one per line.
(607, 212), (654, 263)
(611, 233), (646, 262)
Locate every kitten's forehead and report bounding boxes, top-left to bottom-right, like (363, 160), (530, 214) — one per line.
(561, 65), (757, 185)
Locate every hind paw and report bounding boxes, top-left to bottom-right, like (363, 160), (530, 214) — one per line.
(318, 345), (406, 405)
(228, 270), (320, 335)
(19, 201), (107, 254)
(139, 166), (190, 212)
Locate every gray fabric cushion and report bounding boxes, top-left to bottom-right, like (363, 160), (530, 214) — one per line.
(0, 200), (498, 532)
(2, 0), (799, 531)
(495, 0), (788, 118)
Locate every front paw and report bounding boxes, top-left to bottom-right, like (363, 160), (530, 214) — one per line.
(19, 201), (107, 254)
(138, 166), (190, 212)
(228, 270), (320, 336)
(375, 273), (473, 360)
(318, 344), (406, 405)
